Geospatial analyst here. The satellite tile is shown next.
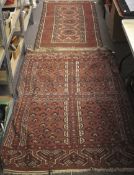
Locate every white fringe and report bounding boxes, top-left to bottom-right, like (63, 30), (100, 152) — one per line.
(32, 46), (107, 52)
(44, 0), (94, 3)
(4, 168), (134, 175)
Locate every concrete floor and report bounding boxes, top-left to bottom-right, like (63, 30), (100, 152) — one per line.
(24, 1), (134, 175)
(25, 0), (43, 49)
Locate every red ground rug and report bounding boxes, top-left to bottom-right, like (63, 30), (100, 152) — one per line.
(1, 50), (134, 174)
(35, 2), (102, 49)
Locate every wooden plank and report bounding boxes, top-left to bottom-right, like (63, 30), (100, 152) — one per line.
(15, 6), (33, 32)
(113, 0), (123, 17)
(0, 96), (12, 104)
(0, 70), (8, 84)
(6, 9), (21, 47)
(24, 6), (32, 31)
(10, 37), (24, 77)
(0, 48), (5, 68)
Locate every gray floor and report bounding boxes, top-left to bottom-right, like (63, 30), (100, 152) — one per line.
(21, 1), (134, 175)
(25, 0), (44, 50)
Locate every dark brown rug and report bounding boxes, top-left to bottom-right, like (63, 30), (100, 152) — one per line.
(35, 1), (102, 49)
(1, 50), (134, 174)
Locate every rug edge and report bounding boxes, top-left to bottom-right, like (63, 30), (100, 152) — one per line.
(4, 168), (134, 175)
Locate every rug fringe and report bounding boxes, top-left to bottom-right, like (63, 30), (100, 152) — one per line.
(33, 47), (107, 52)
(27, 47), (112, 55)
(44, 0), (93, 2)
(4, 168), (134, 175)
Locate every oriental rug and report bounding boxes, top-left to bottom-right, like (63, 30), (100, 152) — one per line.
(1, 50), (134, 174)
(35, 1), (102, 49)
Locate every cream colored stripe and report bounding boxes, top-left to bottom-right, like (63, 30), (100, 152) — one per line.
(35, 46), (102, 52)
(51, 5), (56, 43)
(64, 62), (69, 93)
(82, 5), (86, 43)
(91, 1), (99, 47)
(76, 61), (80, 93)
(77, 100), (85, 144)
(44, 0), (93, 2)
(64, 100), (69, 144)
(4, 168), (134, 174)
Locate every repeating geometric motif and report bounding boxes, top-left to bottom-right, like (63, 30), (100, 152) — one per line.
(35, 2), (102, 48)
(1, 50), (134, 172)
(51, 4), (86, 43)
